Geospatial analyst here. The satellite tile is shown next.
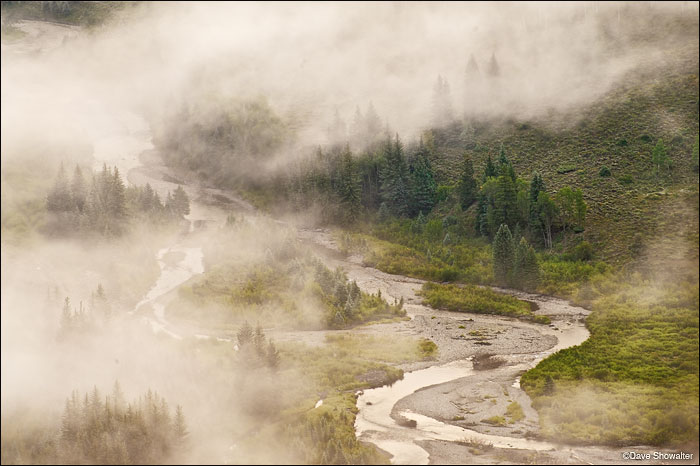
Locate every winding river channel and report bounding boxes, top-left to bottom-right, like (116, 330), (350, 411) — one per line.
(8, 19), (695, 466)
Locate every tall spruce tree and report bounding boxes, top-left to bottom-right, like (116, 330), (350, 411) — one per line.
(379, 135), (410, 216)
(457, 154), (477, 209)
(409, 143), (437, 216)
(339, 146), (361, 224)
(528, 172), (545, 239)
(47, 163), (73, 213)
(482, 154), (497, 182)
(492, 223), (514, 286)
(71, 166), (87, 213)
(513, 237), (540, 291)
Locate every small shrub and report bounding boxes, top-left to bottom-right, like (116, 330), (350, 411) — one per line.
(557, 164), (577, 174)
(618, 174), (634, 185)
(482, 416), (507, 426)
(599, 166), (612, 177)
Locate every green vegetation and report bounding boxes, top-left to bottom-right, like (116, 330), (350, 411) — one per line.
(418, 282), (549, 324)
(482, 416), (507, 427)
(522, 280), (699, 446)
(275, 333), (435, 464)
(506, 401), (525, 422)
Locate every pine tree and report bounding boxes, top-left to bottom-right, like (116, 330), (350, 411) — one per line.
(409, 143), (437, 216)
(338, 146), (361, 224)
(71, 165), (87, 213)
(528, 172), (545, 234)
(432, 75), (454, 127)
(47, 163), (73, 212)
(266, 341), (280, 369)
(379, 135), (410, 216)
(482, 155), (497, 182)
(492, 224), (514, 286)
(457, 154), (477, 209)
(171, 185), (190, 217)
(513, 237), (540, 291)
(110, 168), (126, 218)
(60, 296), (73, 334)
(173, 405), (188, 441)
(490, 175), (518, 233)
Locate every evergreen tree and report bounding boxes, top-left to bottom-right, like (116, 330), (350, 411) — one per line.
(409, 143), (437, 216)
(379, 135), (410, 217)
(173, 405), (188, 441)
(170, 185), (190, 217)
(528, 172), (546, 239)
(432, 75), (454, 127)
(266, 341), (280, 369)
(71, 165), (87, 213)
(492, 223), (514, 286)
(457, 154), (477, 209)
(497, 144), (516, 181)
(692, 134), (699, 173)
(477, 193), (490, 236)
(47, 163), (73, 213)
(110, 168), (126, 218)
(60, 297), (73, 334)
(513, 237), (540, 291)
(482, 155), (497, 182)
(338, 146), (361, 224)
(490, 175), (518, 233)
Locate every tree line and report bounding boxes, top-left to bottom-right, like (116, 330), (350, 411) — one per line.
(60, 382), (187, 464)
(284, 135), (587, 251)
(46, 163), (190, 236)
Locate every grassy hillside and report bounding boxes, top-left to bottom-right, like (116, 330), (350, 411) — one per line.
(428, 40), (698, 267)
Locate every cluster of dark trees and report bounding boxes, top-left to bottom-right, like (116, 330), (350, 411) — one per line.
(492, 224), (540, 290)
(287, 136), (437, 225)
(60, 383), (187, 464)
(285, 135), (586, 251)
(236, 321), (280, 369)
(58, 284), (112, 339)
(313, 262), (403, 327)
(469, 145), (587, 248)
(46, 163), (190, 236)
